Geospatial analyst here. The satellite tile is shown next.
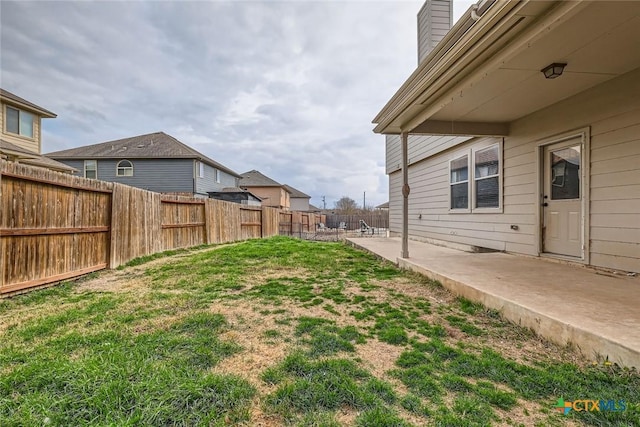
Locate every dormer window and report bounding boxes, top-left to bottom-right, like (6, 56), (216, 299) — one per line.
(116, 160), (134, 176)
(6, 106), (34, 138)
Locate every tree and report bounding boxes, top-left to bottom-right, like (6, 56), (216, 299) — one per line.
(334, 196), (359, 214)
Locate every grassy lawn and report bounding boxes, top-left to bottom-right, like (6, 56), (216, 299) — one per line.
(1, 236), (638, 426)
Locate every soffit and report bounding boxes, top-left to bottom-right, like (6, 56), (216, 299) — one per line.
(431, 2), (640, 124)
(378, 1), (640, 135)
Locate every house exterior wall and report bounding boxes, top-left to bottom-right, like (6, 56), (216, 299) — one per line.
(290, 197), (310, 211)
(386, 134), (470, 174)
(194, 162), (238, 196)
(60, 158), (195, 193)
(390, 67), (640, 272)
(244, 187), (290, 209)
(1, 102), (42, 154)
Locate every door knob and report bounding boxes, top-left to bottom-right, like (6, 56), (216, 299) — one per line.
(543, 202), (548, 207)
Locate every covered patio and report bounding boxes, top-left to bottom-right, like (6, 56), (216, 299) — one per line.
(347, 236), (640, 369)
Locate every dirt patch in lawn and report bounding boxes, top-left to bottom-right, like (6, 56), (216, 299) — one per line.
(355, 339), (405, 380)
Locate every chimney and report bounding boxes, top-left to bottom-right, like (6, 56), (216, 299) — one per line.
(417, 0), (453, 64)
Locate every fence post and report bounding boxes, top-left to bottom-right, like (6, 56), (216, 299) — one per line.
(109, 184), (122, 269)
(204, 200), (211, 245)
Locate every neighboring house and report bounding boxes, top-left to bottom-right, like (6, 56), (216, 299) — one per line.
(47, 132), (241, 196)
(208, 187), (262, 207)
(373, 0), (640, 273)
(0, 88), (75, 173)
(308, 204), (322, 214)
(375, 202), (389, 211)
(283, 184), (311, 211)
(239, 170), (290, 210)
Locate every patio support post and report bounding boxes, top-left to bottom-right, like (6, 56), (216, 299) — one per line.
(401, 131), (410, 258)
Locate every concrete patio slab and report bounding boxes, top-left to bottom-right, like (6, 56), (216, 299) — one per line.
(347, 236), (640, 369)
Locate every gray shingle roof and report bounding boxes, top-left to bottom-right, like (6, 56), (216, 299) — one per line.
(239, 170), (283, 188)
(283, 184), (310, 199)
(1, 139), (76, 172)
(46, 131), (240, 177)
(0, 88), (56, 118)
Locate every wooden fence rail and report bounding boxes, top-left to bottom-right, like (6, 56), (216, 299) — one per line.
(0, 161), (323, 296)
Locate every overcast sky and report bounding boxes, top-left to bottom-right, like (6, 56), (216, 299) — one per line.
(1, 0), (472, 208)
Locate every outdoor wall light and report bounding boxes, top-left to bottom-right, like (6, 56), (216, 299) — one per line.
(541, 63), (567, 79)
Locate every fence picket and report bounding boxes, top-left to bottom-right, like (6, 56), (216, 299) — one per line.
(0, 160), (325, 296)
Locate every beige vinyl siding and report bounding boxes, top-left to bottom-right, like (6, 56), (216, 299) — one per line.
(389, 170), (402, 233)
(1, 103), (42, 154)
(507, 67), (640, 272)
(399, 136), (537, 253)
(408, 134), (470, 164)
(418, 0), (453, 63)
(589, 108), (640, 271)
(387, 68), (639, 271)
(386, 135), (401, 174)
(386, 134), (470, 174)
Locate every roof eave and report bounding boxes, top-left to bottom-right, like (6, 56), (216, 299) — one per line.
(373, 0), (526, 134)
(0, 96), (57, 118)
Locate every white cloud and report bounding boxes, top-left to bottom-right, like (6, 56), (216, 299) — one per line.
(1, 0), (473, 208)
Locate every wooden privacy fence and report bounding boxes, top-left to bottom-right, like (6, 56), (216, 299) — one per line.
(0, 161), (320, 296)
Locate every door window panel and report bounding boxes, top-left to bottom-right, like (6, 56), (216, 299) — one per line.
(550, 146), (580, 200)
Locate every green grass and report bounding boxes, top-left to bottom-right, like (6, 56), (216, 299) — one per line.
(2, 236), (638, 426)
(294, 317), (365, 357)
(0, 311), (254, 425)
(263, 352), (398, 423)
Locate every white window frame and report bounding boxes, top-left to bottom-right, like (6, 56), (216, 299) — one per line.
(471, 142), (502, 213)
(5, 105), (35, 139)
(449, 151), (471, 212)
(84, 160), (97, 179)
(448, 140), (503, 214)
(196, 161), (204, 178)
(214, 168), (220, 183)
(116, 159), (134, 177)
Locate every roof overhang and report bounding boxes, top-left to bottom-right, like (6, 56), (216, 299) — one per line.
(373, 0), (640, 136)
(0, 91), (57, 118)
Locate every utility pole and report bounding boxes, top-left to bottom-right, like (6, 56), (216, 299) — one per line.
(322, 196), (326, 210)
(363, 191), (366, 210)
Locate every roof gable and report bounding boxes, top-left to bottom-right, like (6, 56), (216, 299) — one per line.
(239, 170), (283, 187)
(0, 88), (56, 118)
(46, 131), (240, 177)
(283, 184), (310, 199)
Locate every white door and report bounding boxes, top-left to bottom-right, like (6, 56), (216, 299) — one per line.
(543, 140), (583, 258)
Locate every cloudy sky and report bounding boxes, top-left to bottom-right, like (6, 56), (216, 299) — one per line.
(1, 0), (472, 208)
